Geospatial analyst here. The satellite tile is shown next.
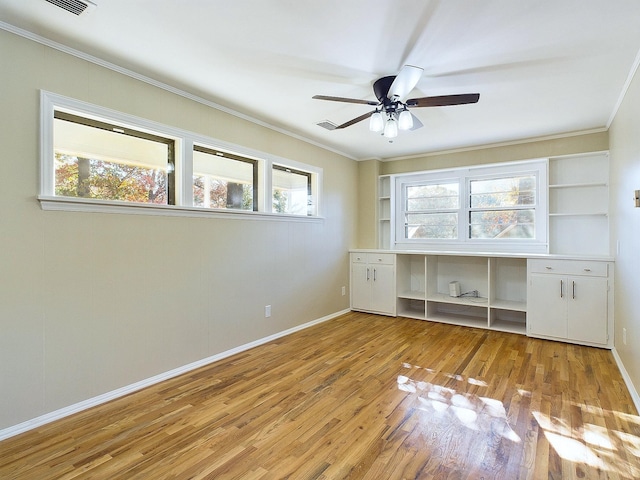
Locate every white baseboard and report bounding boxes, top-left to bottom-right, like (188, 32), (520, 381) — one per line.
(0, 309), (350, 442)
(611, 347), (640, 413)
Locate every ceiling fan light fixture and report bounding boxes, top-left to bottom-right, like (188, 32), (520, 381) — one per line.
(398, 109), (413, 131)
(383, 116), (398, 138)
(369, 111), (384, 132)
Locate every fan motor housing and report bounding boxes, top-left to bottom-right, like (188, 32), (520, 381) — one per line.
(373, 76), (396, 104)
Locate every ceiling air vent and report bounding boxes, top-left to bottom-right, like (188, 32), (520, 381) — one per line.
(317, 120), (337, 131)
(44, 0), (97, 15)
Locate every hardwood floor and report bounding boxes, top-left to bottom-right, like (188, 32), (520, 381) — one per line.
(1, 312), (639, 479)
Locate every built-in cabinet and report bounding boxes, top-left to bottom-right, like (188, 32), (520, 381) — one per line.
(377, 152), (610, 256)
(396, 254), (527, 334)
(350, 252), (396, 316)
(548, 152), (609, 256)
(378, 175), (392, 249)
(527, 259), (612, 347)
(350, 251), (614, 348)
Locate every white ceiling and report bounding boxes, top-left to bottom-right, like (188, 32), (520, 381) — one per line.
(2, 0), (640, 160)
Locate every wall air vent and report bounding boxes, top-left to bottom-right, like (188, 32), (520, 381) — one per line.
(44, 0), (97, 16)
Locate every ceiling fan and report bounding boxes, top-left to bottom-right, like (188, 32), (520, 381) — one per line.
(313, 65), (479, 138)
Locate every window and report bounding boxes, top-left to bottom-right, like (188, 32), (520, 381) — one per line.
(404, 181), (459, 239)
(193, 146), (257, 211)
(394, 160), (547, 253)
(40, 91), (322, 220)
(53, 111), (175, 204)
(272, 165), (313, 216)
(468, 175), (536, 239)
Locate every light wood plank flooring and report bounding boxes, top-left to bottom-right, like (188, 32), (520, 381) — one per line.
(1, 312), (639, 479)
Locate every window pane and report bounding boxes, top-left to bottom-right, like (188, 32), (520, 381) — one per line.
(470, 176), (535, 208)
(405, 213), (458, 239)
(469, 210), (535, 239)
(193, 149), (255, 210)
(273, 166), (310, 215)
(54, 118), (170, 204)
(406, 183), (459, 211)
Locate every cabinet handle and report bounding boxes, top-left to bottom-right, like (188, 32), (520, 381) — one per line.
(546, 266), (552, 270)
(560, 279), (563, 298)
(584, 268), (591, 272)
(373, 268), (377, 281)
(366, 268), (370, 281)
(572, 281), (576, 299)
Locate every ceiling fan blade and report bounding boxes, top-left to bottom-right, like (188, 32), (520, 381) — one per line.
(334, 111), (375, 130)
(312, 95), (379, 106)
(387, 65), (424, 101)
(407, 93), (480, 107)
(410, 113), (423, 131)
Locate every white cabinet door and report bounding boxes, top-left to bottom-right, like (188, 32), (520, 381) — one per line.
(528, 274), (567, 339)
(370, 264), (395, 314)
(568, 276), (608, 345)
(350, 253), (396, 316)
(351, 262), (371, 311)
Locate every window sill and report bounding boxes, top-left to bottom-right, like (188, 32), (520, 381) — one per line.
(38, 196), (324, 222)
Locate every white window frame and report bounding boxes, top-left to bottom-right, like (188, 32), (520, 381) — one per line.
(39, 91), (323, 221)
(394, 159), (548, 253)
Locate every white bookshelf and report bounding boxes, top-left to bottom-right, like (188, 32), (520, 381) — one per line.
(548, 152), (609, 255)
(378, 175), (392, 249)
(395, 253), (527, 334)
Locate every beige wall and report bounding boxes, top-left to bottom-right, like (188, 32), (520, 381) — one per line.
(609, 67), (640, 399)
(357, 160), (380, 249)
(0, 30), (358, 430)
(381, 131), (609, 175)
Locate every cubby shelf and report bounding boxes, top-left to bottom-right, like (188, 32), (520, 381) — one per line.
(395, 253), (528, 335)
(378, 175), (392, 249)
(548, 152), (609, 255)
(490, 299), (527, 312)
(426, 293), (488, 306)
(398, 291), (426, 300)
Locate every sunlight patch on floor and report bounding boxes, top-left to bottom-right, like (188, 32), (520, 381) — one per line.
(397, 374), (521, 443)
(533, 409), (640, 478)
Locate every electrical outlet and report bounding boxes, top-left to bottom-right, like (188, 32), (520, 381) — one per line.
(341, 286), (346, 296)
(265, 305), (271, 318)
(623, 328), (627, 345)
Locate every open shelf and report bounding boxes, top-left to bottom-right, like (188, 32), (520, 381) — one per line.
(397, 298), (426, 320)
(548, 152), (609, 256)
(549, 182), (608, 189)
(549, 212), (608, 217)
(393, 253), (528, 335)
(398, 291), (426, 300)
(426, 301), (489, 329)
(489, 317), (527, 335)
(378, 176), (393, 249)
(427, 292), (488, 306)
(490, 299), (527, 312)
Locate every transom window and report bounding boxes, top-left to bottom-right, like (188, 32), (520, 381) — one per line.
(272, 165), (314, 216)
(193, 145), (257, 211)
(40, 91), (322, 219)
(53, 111), (175, 204)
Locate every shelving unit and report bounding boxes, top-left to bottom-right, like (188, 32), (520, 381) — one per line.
(396, 254), (426, 319)
(548, 152), (609, 255)
(352, 249), (613, 348)
(395, 253), (527, 334)
(378, 175), (392, 249)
